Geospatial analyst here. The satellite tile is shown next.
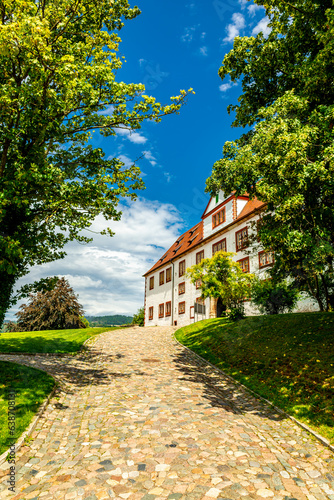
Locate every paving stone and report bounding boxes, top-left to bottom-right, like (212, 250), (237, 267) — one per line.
(0, 326), (333, 500)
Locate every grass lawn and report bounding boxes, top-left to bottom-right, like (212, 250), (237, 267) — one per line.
(0, 361), (55, 455)
(175, 312), (334, 444)
(0, 327), (119, 354)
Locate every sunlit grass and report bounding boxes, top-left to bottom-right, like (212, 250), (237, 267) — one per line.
(0, 327), (119, 354)
(175, 312), (334, 444)
(0, 361), (55, 455)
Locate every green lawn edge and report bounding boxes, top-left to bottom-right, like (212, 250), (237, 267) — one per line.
(0, 326), (122, 354)
(0, 360), (55, 456)
(174, 312), (334, 444)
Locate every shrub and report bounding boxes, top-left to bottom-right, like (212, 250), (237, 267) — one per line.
(228, 304), (245, 321)
(132, 307), (144, 326)
(251, 278), (300, 315)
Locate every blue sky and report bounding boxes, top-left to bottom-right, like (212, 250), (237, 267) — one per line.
(6, 0), (270, 320)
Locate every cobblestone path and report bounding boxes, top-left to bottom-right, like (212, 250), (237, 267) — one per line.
(0, 326), (333, 500)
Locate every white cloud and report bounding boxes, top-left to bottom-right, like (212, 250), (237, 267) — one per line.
(118, 154), (134, 168)
(238, 0), (249, 8)
(201, 32), (206, 39)
(252, 16), (271, 36)
(143, 150), (157, 166)
(248, 3), (265, 16)
(139, 58), (146, 67)
(219, 80), (238, 93)
(97, 104), (115, 116)
(6, 198), (184, 319)
(223, 13), (245, 42)
(116, 127), (148, 144)
(199, 46), (208, 56)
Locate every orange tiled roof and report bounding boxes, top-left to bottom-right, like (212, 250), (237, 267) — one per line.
(238, 198), (265, 218)
(144, 221), (203, 276)
(144, 197), (266, 277)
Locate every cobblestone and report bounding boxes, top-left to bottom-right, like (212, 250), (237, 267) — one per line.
(0, 326), (333, 499)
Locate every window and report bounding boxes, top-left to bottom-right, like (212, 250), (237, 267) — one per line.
(159, 303), (164, 318)
(166, 301), (171, 317)
(178, 301), (185, 314)
(212, 238), (226, 255)
(196, 250), (204, 264)
(190, 306), (194, 319)
(259, 251), (274, 268)
(178, 282), (185, 295)
(196, 297), (205, 305)
(166, 267), (172, 282)
(159, 271), (164, 286)
(149, 276), (154, 290)
(237, 257), (250, 273)
(196, 279), (202, 289)
(212, 207), (226, 228)
(148, 307), (153, 320)
(236, 227), (248, 251)
(179, 260), (186, 277)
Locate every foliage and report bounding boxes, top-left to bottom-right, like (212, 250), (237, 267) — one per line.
(206, 0), (334, 311)
(86, 314), (133, 326)
(0, 326), (117, 354)
(0, 360), (55, 455)
(80, 316), (90, 328)
(0, 0), (193, 328)
(132, 307), (144, 326)
(175, 312), (334, 444)
(4, 321), (19, 332)
(16, 277), (86, 331)
(227, 305), (245, 322)
(251, 278), (300, 315)
(186, 251), (254, 310)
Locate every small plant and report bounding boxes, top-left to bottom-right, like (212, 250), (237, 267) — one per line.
(132, 307), (144, 326)
(251, 278), (300, 315)
(228, 304), (245, 321)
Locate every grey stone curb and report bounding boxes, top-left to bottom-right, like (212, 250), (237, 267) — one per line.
(173, 330), (334, 454)
(0, 380), (58, 467)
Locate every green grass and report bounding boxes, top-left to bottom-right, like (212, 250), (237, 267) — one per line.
(175, 312), (334, 444)
(0, 327), (119, 354)
(0, 361), (55, 455)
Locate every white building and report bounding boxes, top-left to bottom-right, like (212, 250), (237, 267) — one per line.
(143, 191), (316, 327)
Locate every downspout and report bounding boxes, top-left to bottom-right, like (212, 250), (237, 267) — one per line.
(170, 260), (175, 326)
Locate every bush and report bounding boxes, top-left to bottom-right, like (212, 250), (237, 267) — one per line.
(132, 307), (144, 326)
(80, 316), (90, 328)
(251, 278), (300, 315)
(228, 304), (245, 321)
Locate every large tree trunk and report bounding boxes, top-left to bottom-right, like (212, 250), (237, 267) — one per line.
(0, 272), (17, 329)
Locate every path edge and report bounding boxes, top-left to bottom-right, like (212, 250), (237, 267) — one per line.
(0, 378), (58, 467)
(173, 330), (334, 454)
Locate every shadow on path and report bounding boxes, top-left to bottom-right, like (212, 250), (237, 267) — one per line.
(172, 346), (286, 422)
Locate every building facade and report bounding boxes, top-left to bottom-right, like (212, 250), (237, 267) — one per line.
(143, 191), (316, 327)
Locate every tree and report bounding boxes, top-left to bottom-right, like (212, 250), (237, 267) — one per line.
(132, 306), (144, 326)
(0, 0), (193, 328)
(251, 278), (300, 315)
(186, 251), (254, 318)
(206, 0), (334, 311)
(15, 277), (86, 331)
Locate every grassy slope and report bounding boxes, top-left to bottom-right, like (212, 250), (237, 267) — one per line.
(175, 312), (334, 443)
(0, 326), (119, 354)
(0, 361), (55, 455)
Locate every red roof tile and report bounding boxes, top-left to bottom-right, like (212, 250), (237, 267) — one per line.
(144, 221), (203, 276)
(144, 197), (266, 277)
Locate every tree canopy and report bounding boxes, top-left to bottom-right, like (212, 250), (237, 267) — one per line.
(186, 251), (254, 312)
(206, 0), (334, 311)
(15, 277), (86, 331)
(0, 0), (192, 326)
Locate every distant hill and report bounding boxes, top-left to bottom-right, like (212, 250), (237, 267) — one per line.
(85, 315), (133, 326)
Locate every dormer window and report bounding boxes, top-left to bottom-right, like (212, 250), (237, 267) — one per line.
(212, 207), (226, 229)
